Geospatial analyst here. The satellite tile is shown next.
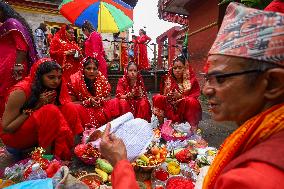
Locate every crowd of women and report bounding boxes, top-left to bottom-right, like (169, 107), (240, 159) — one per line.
(0, 1), (202, 160)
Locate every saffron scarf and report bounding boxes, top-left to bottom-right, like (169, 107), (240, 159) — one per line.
(203, 103), (284, 189)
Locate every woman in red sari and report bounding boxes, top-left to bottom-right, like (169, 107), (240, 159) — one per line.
(130, 35), (138, 63)
(120, 38), (128, 69)
(136, 29), (151, 70)
(116, 62), (151, 122)
(49, 24), (82, 80)
(152, 55), (202, 132)
(1, 58), (83, 160)
(68, 57), (128, 128)
(82, 21), (108, 77)
(0, 2), (37, 118)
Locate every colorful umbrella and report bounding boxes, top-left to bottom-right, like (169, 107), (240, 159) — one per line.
(59, 0), (134, 33)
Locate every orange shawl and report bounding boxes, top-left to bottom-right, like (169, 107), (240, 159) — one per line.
(203, 103), (284, 189)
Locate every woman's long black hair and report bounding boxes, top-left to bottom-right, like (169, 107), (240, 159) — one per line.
(21, 61), (62, 111)
(0, 1), (36, 50)
(83, 57), (99, 96)
(82, 20), (95, 33)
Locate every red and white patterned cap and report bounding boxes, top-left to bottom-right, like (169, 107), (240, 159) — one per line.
(209, 2), (284, 65)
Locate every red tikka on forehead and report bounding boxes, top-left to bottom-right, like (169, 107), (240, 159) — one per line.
(203, 61), (211, 74)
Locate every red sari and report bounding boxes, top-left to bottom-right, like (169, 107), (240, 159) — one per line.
(0, 58), (83, 160)
(49, 25), (82, 80)
(116, 71), (151, 122)
(153, 65), (202, 129)
(264, 0), (284, 13)
(131, 38), (138, 64)
(120, 41), (128, 69)
(68, 69), (124, 128)
(0, 18), (37, 119)
(84, 31), (108, 77)
(136, 34), (151, 70)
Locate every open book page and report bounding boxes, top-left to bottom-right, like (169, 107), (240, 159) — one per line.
(97, 112), (134, 133)
(113, 118), (154, 162)
(90, 112), (154, 162)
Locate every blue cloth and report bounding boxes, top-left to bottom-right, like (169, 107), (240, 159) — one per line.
(5, 179), (53, 189)
(6, 147), (24, 161)
(128, 49), (134, 57)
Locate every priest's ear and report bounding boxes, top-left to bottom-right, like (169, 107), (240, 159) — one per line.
(263, 68), (284, 101)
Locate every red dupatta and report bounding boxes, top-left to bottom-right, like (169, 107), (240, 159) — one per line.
(49, 25), (81, 66)
(162, 64), (200, 99)
(68, 59), (111, 101)
(10, 58), (71, 105)
(116, 68), (147, 98)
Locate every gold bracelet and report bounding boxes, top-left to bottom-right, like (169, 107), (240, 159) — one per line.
(23, 109), (33, 116)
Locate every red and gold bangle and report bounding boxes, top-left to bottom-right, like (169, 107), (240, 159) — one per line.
(23, 109), (33, 116)
(83, 98), (92, 107)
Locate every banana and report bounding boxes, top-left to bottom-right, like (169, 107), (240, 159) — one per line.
(136, 159), (147, 166)
(139, 154), (149, 164)
(95, 168), (108, 182)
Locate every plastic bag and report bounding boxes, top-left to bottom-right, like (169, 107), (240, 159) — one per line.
(5, 179), (53, 189)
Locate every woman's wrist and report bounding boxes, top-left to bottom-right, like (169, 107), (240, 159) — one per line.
(126, 92), (132, 99)
(22, 109), (33, 116)
(82, 98), (91, 107)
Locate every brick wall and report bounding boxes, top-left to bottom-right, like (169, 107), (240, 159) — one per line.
(186, 0), (219, 80)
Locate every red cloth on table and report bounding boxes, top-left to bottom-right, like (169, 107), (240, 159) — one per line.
(153, 65), (201, 128)
(0, 31), (29, 118)
(136, 34), (151, 70)
(68, 70), (124, 128)
(0, 58), (83, 160)
(264, 0), (284, 13)
(111, 160), (139, 189)
(49, 25), (82, 80)
(84, 31), (108, 77)
(116, 71), (151, 122)
(214, 129), (284, 189)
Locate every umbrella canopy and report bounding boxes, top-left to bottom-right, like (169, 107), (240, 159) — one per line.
(59, 0), (134, 33)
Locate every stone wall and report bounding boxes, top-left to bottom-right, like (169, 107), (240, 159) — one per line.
(13, 8), (69, 31)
